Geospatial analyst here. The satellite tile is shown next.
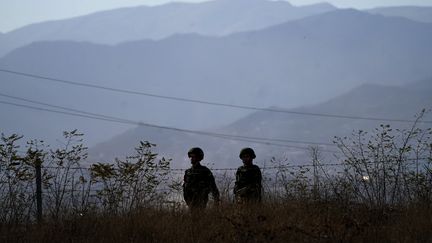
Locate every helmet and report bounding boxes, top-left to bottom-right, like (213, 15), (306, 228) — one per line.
(239, 147), (256, 159)
(188, 147), (204, 160)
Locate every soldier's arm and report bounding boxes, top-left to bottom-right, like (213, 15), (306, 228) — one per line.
(257, 167), (263, 187)
(183, 171), (191, 204)
(234, 169), (240, 195)
(256, 167), (263, 201)
(208, 170), (220, 202)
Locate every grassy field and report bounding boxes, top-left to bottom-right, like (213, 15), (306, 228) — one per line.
(1, 121), (431, 242)
(1, 200), (431, 243)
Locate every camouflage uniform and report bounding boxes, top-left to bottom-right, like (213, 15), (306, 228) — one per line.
(183, 164), (220, 210)
(234, 164), (262, 203)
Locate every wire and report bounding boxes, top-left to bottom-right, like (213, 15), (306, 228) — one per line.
(1, 68), (430, 124)
(0, 92), (127, 123)
(0, 92), (336, 147)
(39, 157), (430, 172)
(36, 164), (342, 171)
(0, 99), (338, 152)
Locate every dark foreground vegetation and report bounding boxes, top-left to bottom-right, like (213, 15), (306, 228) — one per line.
(1, 111), (431, 242)
(1, 202), (431, 242)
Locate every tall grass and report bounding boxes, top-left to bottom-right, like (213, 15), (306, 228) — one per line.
(1, 201), (431, 242)
(1, 113), (432, 242)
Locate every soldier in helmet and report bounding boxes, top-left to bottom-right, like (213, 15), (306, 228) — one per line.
(183, 147), (220, 211)
(234, 148), (262, 204)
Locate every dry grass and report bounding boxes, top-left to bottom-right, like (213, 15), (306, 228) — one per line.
(1, 201), (431, 243)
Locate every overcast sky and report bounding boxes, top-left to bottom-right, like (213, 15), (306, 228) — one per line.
(1, 0), (432, 33)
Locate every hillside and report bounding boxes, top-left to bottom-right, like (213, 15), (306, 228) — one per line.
(0, 0), (336, 57)
(368, 6), (432, 23)
(1, 9), (432, 146)
(88, 79), (432, 168)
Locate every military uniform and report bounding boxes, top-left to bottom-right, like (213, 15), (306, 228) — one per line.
(183, 164), (220, 209)
(234, 164), (262, 203)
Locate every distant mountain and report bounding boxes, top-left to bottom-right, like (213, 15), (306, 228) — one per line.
(0, 0), (336, 57)
(1, 9), (432, 147)
(88, 79), (432, 169)
(368, 6), (432, 23)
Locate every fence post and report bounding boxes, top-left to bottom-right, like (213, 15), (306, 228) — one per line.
(311, 147), (320, 200)
(35, 157), (43, 223)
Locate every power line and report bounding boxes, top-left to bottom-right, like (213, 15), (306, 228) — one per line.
(0, 99), (337, 152)
(39, 158), (432, 172)
(0, 92), (339, 147)
(0, 92), (127, 123)
(1, 68), (430, 124)
(0, 93), (336, 148)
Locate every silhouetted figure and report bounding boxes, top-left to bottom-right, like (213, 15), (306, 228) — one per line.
(183, 147), (220, 211)
(234, 148), (262, 204)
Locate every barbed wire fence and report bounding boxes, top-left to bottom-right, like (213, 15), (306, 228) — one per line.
(1, 153), (430, 225)
(0, 108), (431, 224)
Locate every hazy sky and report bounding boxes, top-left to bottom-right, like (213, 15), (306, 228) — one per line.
(1, 0), (432, 33)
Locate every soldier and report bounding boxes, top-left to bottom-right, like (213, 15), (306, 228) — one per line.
(183, 147), (220, 211)
(234, 148), (262, 204)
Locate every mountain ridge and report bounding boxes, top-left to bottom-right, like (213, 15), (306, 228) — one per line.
(88, 79), (432, 168)
(0, 0), (336, 57)
(368, 6), (432, 23)
(1, 9), (432, 147)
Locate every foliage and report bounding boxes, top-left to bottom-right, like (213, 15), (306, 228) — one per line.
(0, 133), (35, 223)
(90, 141), (171, 214)
(333, 111), (432, 207)
(0, 110), (431, 243)
(0, 130), (172, 223)
(42, 129), (92, 220)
